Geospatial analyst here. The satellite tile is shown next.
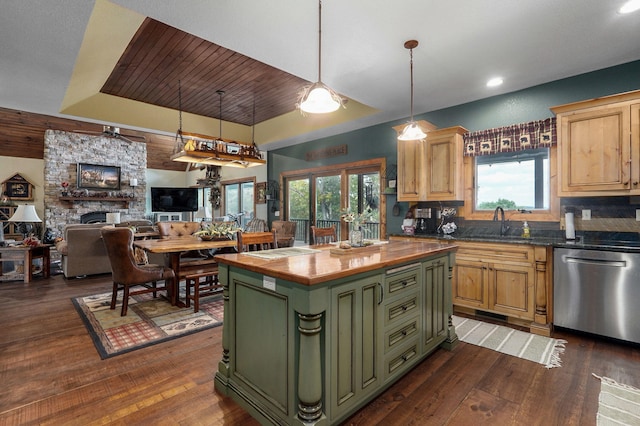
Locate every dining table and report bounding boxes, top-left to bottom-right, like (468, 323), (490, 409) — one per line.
(134, 236), (237, 306)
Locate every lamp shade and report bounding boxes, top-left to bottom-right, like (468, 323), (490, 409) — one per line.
(194, 206), (211, 220)
(299, 83), (341, 114)
(8, 205), (42, 222)
(106, 212), (121, 224)
(397, 122), (427, 141)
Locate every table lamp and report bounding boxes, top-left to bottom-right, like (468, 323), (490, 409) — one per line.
(8, 205), (42, 238)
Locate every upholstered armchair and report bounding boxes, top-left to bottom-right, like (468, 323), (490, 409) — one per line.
(101, 227), (175, 316)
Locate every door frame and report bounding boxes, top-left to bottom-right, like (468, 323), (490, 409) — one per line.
(280, 158), (387, 241)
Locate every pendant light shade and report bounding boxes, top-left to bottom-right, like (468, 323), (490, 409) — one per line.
(398, 122), (427, 141)
(398, 40), (426, 141)
(297, 0), (343, 114)
(299, 82), (341, 114)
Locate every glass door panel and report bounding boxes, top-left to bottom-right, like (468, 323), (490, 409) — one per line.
(347, 172), (381, 240)
(287, 178), (310, 243)
(315, 174), (342, 240)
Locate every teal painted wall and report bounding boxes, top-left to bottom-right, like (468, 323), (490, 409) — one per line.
(268, 60), (640, 232)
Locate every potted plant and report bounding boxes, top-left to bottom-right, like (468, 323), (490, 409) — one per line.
(340, 206), (373, 247)
(194, 222), (241, 240)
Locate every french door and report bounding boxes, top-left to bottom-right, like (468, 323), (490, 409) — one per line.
(282, 159), (385, 243)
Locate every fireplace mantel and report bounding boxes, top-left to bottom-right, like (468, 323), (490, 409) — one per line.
(59, 196), (135, 207)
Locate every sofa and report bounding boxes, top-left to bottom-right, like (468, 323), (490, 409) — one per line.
(56, 220), (159, 278)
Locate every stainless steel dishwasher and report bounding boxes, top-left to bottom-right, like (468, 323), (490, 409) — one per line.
(554, 247), (640, 344)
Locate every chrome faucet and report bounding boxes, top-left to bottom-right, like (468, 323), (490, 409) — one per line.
(493, 206), (510, 236)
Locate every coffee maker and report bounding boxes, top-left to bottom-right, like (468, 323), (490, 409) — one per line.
(414, 208), (438, 234)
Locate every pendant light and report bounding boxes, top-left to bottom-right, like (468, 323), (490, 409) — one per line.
(297, 0), (343, 114)
(170, 87), (266, 168)
(397, 40), (426, 141)
(216, 89), (225, 142)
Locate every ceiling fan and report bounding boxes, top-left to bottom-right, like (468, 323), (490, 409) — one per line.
(73, 125), (146, 143)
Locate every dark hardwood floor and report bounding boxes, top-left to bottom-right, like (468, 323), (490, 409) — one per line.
(1, 272), (639, 425)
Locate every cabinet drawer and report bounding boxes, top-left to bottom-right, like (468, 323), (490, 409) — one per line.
(385, 264), (420, 298)
(385, 317), (419, 353)
(385, 342), (419, 380)
(385, 293), (419, 327)
(456, 241), (534, 265)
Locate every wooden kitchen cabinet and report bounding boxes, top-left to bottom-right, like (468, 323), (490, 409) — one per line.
(395, 123), (467, 201)
(424, 126), (467, 201)
(390, 236), (552, 336)
(453, 241), (550, 335)
(396, 138), (423, 201)
(552, 90), (640, 196)
(395, 120), (436, 202)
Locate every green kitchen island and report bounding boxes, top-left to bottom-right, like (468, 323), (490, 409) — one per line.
(214, 240), (458, 425)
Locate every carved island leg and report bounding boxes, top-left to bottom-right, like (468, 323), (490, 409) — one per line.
(442, 255), (459, 350)
(297, 312), (325, 424)
(214, 266), (231, 394)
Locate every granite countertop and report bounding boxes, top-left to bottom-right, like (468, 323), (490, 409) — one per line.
(391, 228), (640, 253)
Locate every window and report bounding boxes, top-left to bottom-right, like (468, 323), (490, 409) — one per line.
(222, 178), (255, 228)
(475, 148), (549, 210)
(465, 147), (559, 221)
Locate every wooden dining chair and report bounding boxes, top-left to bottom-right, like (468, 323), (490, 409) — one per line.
(272, 220), (296, 248)
(101, 227), (175, 316)
(237, 231), (277, 252)
(311, 225), (337, 244)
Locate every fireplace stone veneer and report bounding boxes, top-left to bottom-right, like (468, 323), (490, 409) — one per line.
(43, 130), (147, 235)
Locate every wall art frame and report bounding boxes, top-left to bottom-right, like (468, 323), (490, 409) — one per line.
(255, 182), (267, 204)
(2, 173), (34, 200)
(77, 163), (121, 190)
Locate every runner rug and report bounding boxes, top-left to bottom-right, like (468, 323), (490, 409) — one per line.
(593, 374), (640, 425)
(72, 291), (223, 359)
(452, 315), (566, 369)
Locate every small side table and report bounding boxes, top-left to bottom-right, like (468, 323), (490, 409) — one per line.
(0, 244), (51, 283)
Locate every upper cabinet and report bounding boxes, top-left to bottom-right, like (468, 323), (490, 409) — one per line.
(552, 90), (640, 196)
(394, 122), (467, 202)
(395, 120), (436, 201)
(423, 126), (467, 201)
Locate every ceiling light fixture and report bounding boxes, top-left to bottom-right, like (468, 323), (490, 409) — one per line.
(486, 77), (504, 87)
(397, 40), (426, 141)
(297, 0), (343, 114)
(619, 0), (640, 14)
(171, 88), (266, 168)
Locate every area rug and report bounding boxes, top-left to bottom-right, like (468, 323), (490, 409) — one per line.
(72, 290), (223, 359)
(594, 374), (640, 425)
(452, 315), (566, 368)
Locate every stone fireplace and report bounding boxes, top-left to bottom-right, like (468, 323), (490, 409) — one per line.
(43, 130), (147, 235)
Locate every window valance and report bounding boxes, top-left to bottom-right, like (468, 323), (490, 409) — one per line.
(463, 117), (556, 156)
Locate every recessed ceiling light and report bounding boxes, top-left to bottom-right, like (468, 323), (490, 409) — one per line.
(486, 77), (503, 88)
(619, 0), (640, 14)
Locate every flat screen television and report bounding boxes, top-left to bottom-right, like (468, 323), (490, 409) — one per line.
(151, 187), (198, 212)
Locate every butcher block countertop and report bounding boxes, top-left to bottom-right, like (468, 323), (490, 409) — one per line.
(214, 239), (457, 286)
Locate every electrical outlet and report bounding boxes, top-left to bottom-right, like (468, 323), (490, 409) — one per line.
(582, 209), (591, 220)
(636, 209), (640, 221)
